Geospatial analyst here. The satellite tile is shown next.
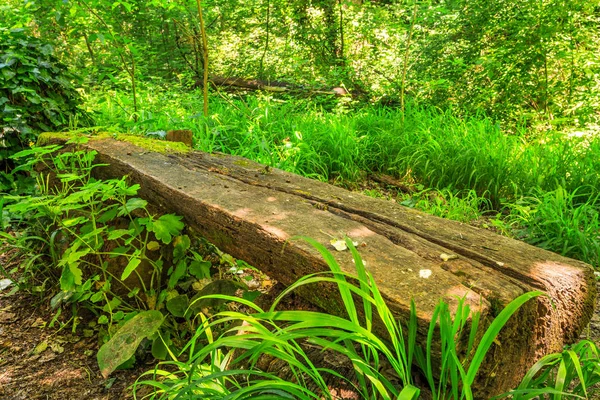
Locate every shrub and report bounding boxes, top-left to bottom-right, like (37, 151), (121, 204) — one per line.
(0, 28), (90, 188)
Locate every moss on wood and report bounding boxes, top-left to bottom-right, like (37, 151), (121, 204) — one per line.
(38, 132), (191, 154)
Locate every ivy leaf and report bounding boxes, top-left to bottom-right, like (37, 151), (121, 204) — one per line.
(148, 214), (184, 244)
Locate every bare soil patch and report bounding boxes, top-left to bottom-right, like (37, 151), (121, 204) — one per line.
(0, 289), (144, 400)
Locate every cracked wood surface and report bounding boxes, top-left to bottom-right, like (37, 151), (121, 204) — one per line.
(47, 136), (596, 397)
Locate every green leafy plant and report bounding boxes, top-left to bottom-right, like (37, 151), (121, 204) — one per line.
(2, 139), (230, 370)
(0, 27), (91, 188)
(496, 339), (600, 399)
(399, 188), (490, 223)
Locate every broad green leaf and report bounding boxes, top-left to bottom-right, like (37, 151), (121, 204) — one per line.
(98, 206), (119, 223)
(69, 263), (83, 285)
(168, 259), (187, 289)
(97, 310), (164, 378)
(90, 291), (103, 303)
(189, 260), (212, 279)
(61, 216), (87, 227)
(173, 235), (190, 260)
(151, 336), (168, 360)
(103, 296), (122, 312)
(60, 262), (82, 291)
(113, 311), (125, 321)
(107, 228), (133, 241)
(148, 214), (184, 244)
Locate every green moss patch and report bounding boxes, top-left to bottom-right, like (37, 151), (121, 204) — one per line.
(38, 132), (191, 154)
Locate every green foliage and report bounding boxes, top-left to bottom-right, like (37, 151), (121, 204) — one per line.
(8, 0), (600, 125)
(92, 88), (600, 205)
(91, 88), (600, 267)
(0, 28), (90, 178)
(2, 140), (227, 365)
(412, 0), (600, 125)
(501, 340), (600, 399)
(399, 189), (490, 223)
(496, 186), (600, 267)
(3, 1), (600, 394)
(134, 238), (547, 399)
(2, 139), (268, 377)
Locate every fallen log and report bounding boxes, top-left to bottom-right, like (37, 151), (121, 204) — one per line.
(203, 75), (349, 96)
(41, 133), (596, 397)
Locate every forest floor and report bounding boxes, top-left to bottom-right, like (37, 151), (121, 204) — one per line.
(0, 245), (148, 400)
(0, 290), (145, 399)
(0, 243), (323, 399)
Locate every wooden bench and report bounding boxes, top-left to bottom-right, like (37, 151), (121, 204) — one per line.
(44, 134), (596, 397)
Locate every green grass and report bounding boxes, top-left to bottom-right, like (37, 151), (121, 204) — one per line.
(88, 88), (600, 201)
(133, 238), (600, 399)
(397, 188), (491, 223)
(84, 86), (600, 267)
(495, 186), (600, 267)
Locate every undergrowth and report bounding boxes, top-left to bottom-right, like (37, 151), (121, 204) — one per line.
(133, 237), (600, 399)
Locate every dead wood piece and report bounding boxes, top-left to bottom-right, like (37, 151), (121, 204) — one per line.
(207, 75), (348, 96)
(166, 130), (193, 147)
(369, 173), (415, 193)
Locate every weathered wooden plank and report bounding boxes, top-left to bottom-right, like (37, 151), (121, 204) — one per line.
(45, 135), (595, 397)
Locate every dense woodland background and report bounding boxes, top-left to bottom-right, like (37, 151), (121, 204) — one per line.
(4, 0), (600, 125)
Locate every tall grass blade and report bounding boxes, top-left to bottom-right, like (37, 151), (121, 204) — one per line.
(465, 291), (544, 386)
